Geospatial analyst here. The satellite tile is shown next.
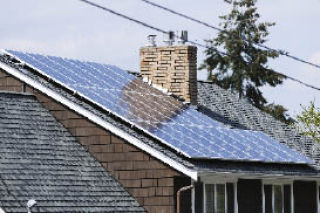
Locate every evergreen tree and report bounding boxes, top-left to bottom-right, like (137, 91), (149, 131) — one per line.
(201, 0), (294, 124)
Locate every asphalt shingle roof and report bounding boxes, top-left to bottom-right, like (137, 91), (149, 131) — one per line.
(197, 81), (320, 163)
(0, 92), (145, 213)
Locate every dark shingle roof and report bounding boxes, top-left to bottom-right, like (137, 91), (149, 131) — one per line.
(0, 92), (144, 212)
(197, 81), (320, 163)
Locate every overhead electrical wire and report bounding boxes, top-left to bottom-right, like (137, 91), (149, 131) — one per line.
(139, 0), (320, 70)
(77, 0), (320, 91)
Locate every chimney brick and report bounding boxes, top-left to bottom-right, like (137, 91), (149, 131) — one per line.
(140, 45), (197, 105)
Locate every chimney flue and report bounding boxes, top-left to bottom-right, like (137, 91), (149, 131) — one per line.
(140, 36), (197, 105)
(147, 35), (157, 47)
(177, 30), (188, 45)
(163, 31), (175, 46)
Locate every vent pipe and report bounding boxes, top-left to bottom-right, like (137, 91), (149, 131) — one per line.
(177, 30), (188, 45)
(147, 35), (157, 47)
(163, 31), (175, 46)
(26, 199), (37, 213)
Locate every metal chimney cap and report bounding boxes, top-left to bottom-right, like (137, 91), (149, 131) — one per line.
(177, 30), (188, 45)
(163, 31), (175, 46)
(147, 35), (157, 47)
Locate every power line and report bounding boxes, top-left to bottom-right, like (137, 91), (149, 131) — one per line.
(77, 0), (320, 92)
(77, 1), (207, 50)
(78, 0), (167, 35)
(140, 0), (224, 32)
(283, 75), (320, 91)
(139, 0), (320, 70)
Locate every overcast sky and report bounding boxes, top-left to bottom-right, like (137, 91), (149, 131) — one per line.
(0, 0), (319, 116)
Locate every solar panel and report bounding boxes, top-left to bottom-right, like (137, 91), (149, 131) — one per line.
(5, 50), (313, 164)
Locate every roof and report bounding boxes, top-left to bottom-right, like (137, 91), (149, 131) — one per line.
(0, 50), (319, 180)
(2, 50), (312, 164)
(0, 92), (144, 212)
(197, 81), (320, 163)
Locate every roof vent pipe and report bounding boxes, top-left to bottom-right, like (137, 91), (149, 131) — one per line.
(147, 35), (157, 47)
(163, 31), (175, 46)
(26, 199), (37, 213)
(177, 30), (188, 45)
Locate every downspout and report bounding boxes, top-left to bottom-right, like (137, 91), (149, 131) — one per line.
(177, 184), (194, 213)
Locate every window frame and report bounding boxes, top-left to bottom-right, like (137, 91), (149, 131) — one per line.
(203, 178), (238, 213)
(272, 184), (284, 213)
(262, 180), (293, 213)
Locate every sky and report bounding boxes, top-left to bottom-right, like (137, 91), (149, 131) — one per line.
(0, 0), (319, 117)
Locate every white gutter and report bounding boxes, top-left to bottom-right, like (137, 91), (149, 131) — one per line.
(0, 61), (198, 180)
(199, 170), (320, 181)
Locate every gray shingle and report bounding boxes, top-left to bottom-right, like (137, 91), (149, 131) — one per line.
(197, 81), (320, 163)
(0, 92), (145, 212)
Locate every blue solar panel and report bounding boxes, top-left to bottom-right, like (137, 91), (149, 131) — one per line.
(5, 50), (313, 164)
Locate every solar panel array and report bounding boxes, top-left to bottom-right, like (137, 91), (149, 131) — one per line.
(5, 50), (313, 164)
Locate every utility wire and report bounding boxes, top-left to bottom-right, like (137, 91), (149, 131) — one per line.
(139, 0), (320, 70)
(78, 0), (167, 34)
(140, 0), (224, 32)
(77, 0), (320, 91)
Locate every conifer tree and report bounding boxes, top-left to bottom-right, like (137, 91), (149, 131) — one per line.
(201, 0), (294, 124)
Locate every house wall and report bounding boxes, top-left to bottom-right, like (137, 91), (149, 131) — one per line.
(237, 179), (262, 213)
(0, 69), (192, 213)
(174, 176), (192, 213)
(238, 179), (318, 213)
(294, 181), (317, 213)
(194, 182), (203, 213)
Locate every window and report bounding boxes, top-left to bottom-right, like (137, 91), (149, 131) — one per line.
(263, 184), (292, 213)
(205, 184), (215, 213)
(273, 185), (283, 213)
(205, 183), (235, 213)
(216, 184), (226, 213)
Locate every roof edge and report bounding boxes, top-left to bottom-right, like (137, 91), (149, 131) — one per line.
(198, 170), (320, 180)
(0, 61), (198, 180)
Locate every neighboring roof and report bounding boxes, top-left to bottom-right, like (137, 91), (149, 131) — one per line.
(197, 81), (320, 164)
(0, 51), (319, 180)
(0, 92), (144, 212)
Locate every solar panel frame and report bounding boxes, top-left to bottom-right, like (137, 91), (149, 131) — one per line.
(3, 49), (314, 165)
(3, 49), (196, 158)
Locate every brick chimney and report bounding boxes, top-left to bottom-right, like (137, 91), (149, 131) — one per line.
(140, 45), (197, 105)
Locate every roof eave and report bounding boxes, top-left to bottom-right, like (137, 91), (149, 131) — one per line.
(198, 170), (320, 181)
